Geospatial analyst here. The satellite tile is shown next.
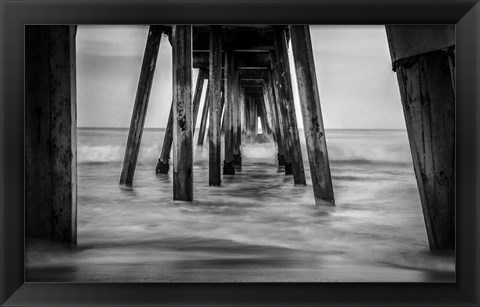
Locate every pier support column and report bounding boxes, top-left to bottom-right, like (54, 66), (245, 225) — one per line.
(172, 25), (193, 201)
(156, 102), (173, 174)
(197, 86), (210, 146)
(120, 26), (162, 185)
(265, 72), (286, 166)
(386, 25), (455, 250)
(272, 26), (306, 185)
(158, 68), (205, 173)
(249, 97), (257, 142)
(25, 25), (77, 243)
(258, 100), (267, 135)
(271, 54), (293, 174)
(223, 50), (235, 175)
(290, 25), (334, 204)
(208, 26), (223, 186)
(244, 94), (250, 140)
(260, 87), (274, 137)
(193, 68), (207, 133)
(233, 71), (242, 168)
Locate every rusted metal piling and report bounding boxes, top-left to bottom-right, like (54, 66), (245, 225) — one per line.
(290, 25), (334, 204)
(172, 25), (193, 201)
(386, 25), (455, 250)
(120, 26), (162, 186)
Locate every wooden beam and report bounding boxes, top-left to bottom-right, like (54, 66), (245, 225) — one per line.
(272, 26), (306, 185)
(386, 25), (455, 250)
(241, 79), (264, 86)
(192, 26), (275, 51)
(120, 26), (162, 186)
(208, 26), (223, 186)
(172, 25), (193, 201)
(193, 52), (271, 69)
(290, 25), (334, 205)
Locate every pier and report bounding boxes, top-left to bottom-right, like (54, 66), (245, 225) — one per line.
(25, 25), (455, 251)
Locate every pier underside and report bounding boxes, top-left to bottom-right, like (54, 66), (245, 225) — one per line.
(25, 25), (455, 252)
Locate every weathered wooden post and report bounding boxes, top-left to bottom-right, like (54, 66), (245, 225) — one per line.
(258, 98), (268, 135)
(155, 102), (173, 174)
(233, 70), (242, 167)
(290, 25), (335, 204)
(120, 26), (162, 185)
(193, 68), (207, 132)
(271, 54), (294, 174)
(272, 26), (306, 185)
(209, 26), (223, 186)
(249, 96), (257, 141)
(386, 25), (455, 250)
(156, 68), (205, 173)
(260, 86), (275, 137)
(172, 25), (193, 201)
(223, 50), (236, 175)
(25, 25), (77, 243)
(244, 93), (250, 140)
(253, 98), (258, 138)
(265, 71), (286, 166)
(197, 86), (210, 146)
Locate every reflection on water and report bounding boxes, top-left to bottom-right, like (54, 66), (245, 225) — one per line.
(25, 129), (455, 282)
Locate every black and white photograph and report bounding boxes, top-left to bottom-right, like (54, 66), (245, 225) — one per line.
(25, 24), (455, 283)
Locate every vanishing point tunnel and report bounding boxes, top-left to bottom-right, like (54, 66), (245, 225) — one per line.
(25, 25), (455, 251)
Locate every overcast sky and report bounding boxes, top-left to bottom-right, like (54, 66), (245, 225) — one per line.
(76, 25), (405, 129)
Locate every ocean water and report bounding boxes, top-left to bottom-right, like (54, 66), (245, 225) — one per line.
(25, 128), (455, 282)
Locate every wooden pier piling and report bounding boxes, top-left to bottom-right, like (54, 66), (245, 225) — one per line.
(26, 25), (78, 243)
(193, 68), (207, 133)
(197, 87), (210, 146)
(271, 54), (293, 174)
(272, 26), (306, 185)
(172, 25), (193, 201)
(156, 68), (203, 174)
(233, 70), (242, 167)
(120, 26), (162, 186)
(248, 96), (258, 141)
(223, 50), (236, 175)
(290, 25), (335, 204)
(208, 26), (223, 186)
(386, 25), (455, 250)
(156, 102), (174, 174)
(265, 71), (286, 166)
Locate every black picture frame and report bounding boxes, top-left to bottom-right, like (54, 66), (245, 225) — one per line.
(1, 0), (479, 306)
